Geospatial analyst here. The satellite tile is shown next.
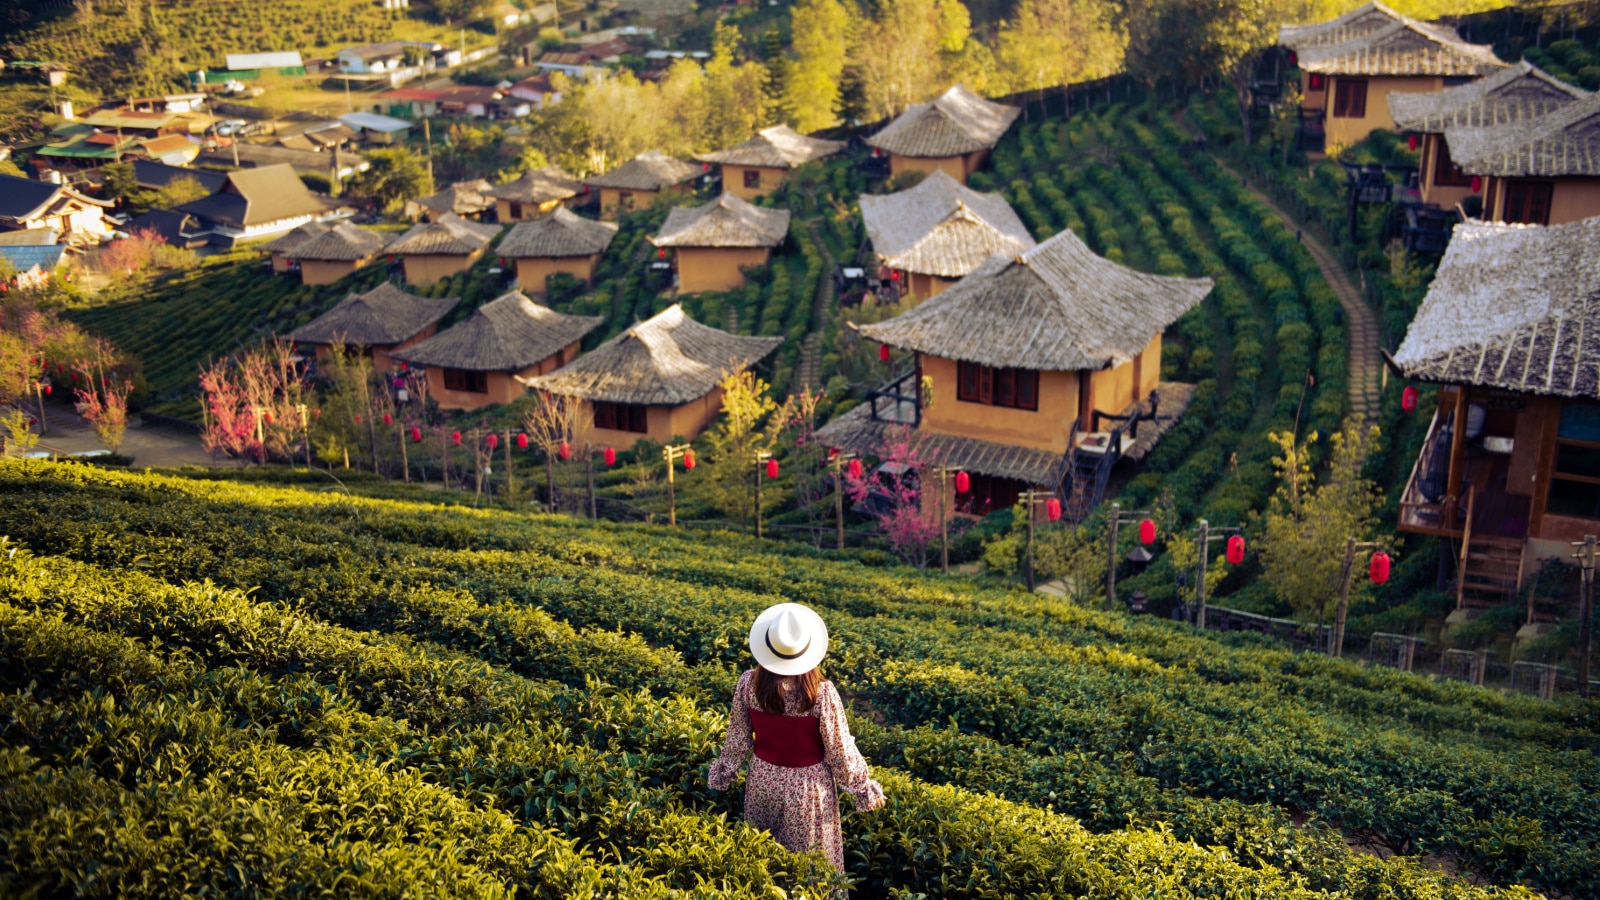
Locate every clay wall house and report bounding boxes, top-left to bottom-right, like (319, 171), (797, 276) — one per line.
(383, 213), (501, 286)
(696, 125), (844, 200)
(287, 282), (458, 371)
(259, 221), (387, 285)
(650, 193), (790, 294)
(409, 179), (495, 222)
(583, 150), (700, 218)
(858, 169), (1034, 302)
(487, 166), (586, 222)
(1444, 93), (1600, 226)
(498, 207), (619, 294)
(863, 84), (1019, 185)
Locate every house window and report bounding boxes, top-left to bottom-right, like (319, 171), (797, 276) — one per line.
(1503, 181), (1553, 225)
(618, 191), (635, 211)
(508, 201), (524, 219)
(1332, 79), (1368, 118)
(955, 472), (1024, 516)
(443, 368), (488, 393)
(957, 361), (1039, 410)
(594, 401), (649, 434)
(1433, 138), (1473, 187)
(743, 169), (762, 190)
(1547, 403), (1600, 519)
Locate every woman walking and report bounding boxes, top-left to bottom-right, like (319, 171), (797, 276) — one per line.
(708, 603), (884, 879)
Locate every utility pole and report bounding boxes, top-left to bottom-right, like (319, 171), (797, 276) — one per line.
(1573, 535), (1597, 697)
(423, 117), (435, 194)
(1103, 503), (1152, 611)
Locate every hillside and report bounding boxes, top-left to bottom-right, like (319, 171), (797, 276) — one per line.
(1, 458), (1595, 898)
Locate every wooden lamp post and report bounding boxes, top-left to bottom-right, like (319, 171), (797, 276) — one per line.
(753, 450), (777, 539)
(1103, 502), (1154, 611)
(1573, 535), (1597, 697)
(830, 451), (857, 550)
(1331, 537), (1393, 657)
(662, 443), (695, 525)
(1018, 490), (1062, 591)
(1191, 520), (1244, 630)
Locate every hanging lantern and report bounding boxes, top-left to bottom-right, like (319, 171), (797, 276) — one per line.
(1407, 134), (1418, 151)
(889, 270), (899, 282)
(1139, 519), (1156, 545)
(1309, 73), (1323, 90)
(486, 432), (499, 449)
(954, 470), (970, 493)
(382, 412), (393, 426)
(657, 248), (666, 259)
(1045, 498), (1062, 522)
(702, 162), (711, 171)
(1470, 176), (1483, 193)
(879, 344), (890, 362)
(516, 433), (529, 450)
(682, 448), (696, 470)
(451, 430), (462, 446)
(43, 384), (52, 396)
(399, 362), (408, 371)
(603, 446), (617, 467)
(1401, 385), (1419, 412)
(766, 458), (779, 479)
(558, 441), (571, 460)
(1226, 535), (1246, 565)
(353, 413), (362, 424)
(263, 411), (274, 424)
(411, 426), (423, 442)
(314, 408), (321, 418)
(848, 458), (863, 479)
(396, 388), (409, 403)
(1287, 51), (1297, 66)
(1369, 550), (1392, 585)
(498, 257), (506, 267)
(829, 447), (839, 460)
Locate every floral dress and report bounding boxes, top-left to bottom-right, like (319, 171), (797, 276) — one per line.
(708, 669), (884, 876)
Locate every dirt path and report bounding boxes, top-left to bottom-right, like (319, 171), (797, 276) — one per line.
(30, 409), (215, 468)
(796, 217), (838, 393)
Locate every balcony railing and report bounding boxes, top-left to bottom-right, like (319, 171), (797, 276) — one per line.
(865, 368), (920, 427)
(1398, 404), (1458, 536)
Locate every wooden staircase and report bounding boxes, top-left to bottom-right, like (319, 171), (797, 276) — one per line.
(1456, 534), (1525, 610)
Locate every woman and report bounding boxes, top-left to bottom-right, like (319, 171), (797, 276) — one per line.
(708, 602), (885, 877)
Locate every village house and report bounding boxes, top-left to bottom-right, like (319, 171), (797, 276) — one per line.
(527, 304), (781, 446)
(1443, 93), (1600, 226)
(0, 173), (113, 242)
(383, 213), (501, 286)
(650, 192), (790, 294)
(1279, 1), (1504, 150)
(696, 125), (845, 200)
(819, 228), (1210, 521)
(498, 207), (619, 293)
(0, 230), (67, 286)
(393, 291), (603, 411)
(259, 221), (387, 285)
(335, 42), (411, 74)
(1392, 215), (1600, 626)
(487, 166), (587, 221)
(195, 143), (369, 180)
(135, 134), (201, 166)
(1389, 61), (1590, 213)
(79, 109), (191, 139)
(124, 92), (208, 115)
(287, 282), (459, 371)
(858, 169), (1035, 302)
(584, 150), (701, 218)
(119, 209), (208, 250)
(410, 180), (496, 221)
(175, 163), (335, 246)
(339, 111), (414, 145)
(507, 74), (563, 109)
(864, 84), (1019, 185)
(380, 89), (443, 119)
(436, 85), (510, 119)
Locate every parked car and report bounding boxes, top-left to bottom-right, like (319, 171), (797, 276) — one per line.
(215, 119), (248, 137)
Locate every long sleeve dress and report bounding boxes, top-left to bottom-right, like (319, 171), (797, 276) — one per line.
(708, 669), (884, 875)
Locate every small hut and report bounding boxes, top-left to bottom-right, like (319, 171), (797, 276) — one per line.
(391, 290), (603, 411)
(584, 150), (701, 218)
(859, 169), (1034, 301)
(384, 213), (502, 287)
(864, 85), (1019, 185)
(498, 207), (619, 294)
(650, 193), (790, 294)
(410, 179), (495, 221)
(1280, 2), (1504, 149)
(286, 282), (458, 370)
(1389, 61), (1588, 211)
(260, 221), (387, 285)
(487, 166), (586, 222)
(527, 304), (781, 445)
(1443, 94), (1600, 226)
(696, 125), (845, 200)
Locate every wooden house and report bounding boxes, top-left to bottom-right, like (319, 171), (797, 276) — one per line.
(864, 85), (1019, 185)
(392, 290), (602, 411)
(487, 166), (586, 222)
(696, 125), (845, 200)
(383, 213), (501, 286)
(410, 179), (495, 221)
(286, 282), (458, 370)
(819, 229), (1210, 521)
(858, 169), (1034, 301)
(259, 221), (387, 285)
(498, 207), (619, 294)
(1279, 2), (1504, 149)
(527, 304), (781, 446)
(1389, 61), (1590, 212)
(1392, 215), (1600, 622)
(584, 150), (701, 218)
(175, 163), (333, 245)
(650, 193), (790, 294)
(1444, 94), (1600, 226)
(0, 174), (113, 242)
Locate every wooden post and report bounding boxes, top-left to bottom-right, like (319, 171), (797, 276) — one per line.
(835, 457), (847, 550)
(586, 441), (597, 518)
(755, 454), (764, 539)
(440, 430), (450, 490)
(1025, 493), (1038, 592)
(1333, 536), (1356, 658)
(34, 381), (48, 435)
(503, 429), (513, 498)
(473, 431), (484, 497)
(1575, 535), (1596, 698)
(1456, 485), (1477, 610)
(397, 421), (410, 482)
(1195, 519), (1209, 630)
(1445, 386), (1468, 529)
(938, 468), (948, 574)
(1105, 503), (1121, 611)
(367, 409), (379, 474)
(666, 448), (677, 526)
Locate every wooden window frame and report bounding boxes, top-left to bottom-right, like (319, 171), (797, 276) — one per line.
(742, 169), (762, 190)
(1332, 79), (1368, 118)
(443, 368), (488, 394)
(595, 401), (649, 434)
(956, 361), (1039, 411)
(1433, 137), (1474, 187)
(1503, 181), (1553, 225)
(508, 201), (524, 219)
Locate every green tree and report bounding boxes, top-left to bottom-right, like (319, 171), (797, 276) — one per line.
(995, 0), (1124, 94)
(697, 368), (791, 529)
(99, 161), (156, 215)
(1259, 418), (1384, 624)
(700, 23), (773, 152)
(153, 174), (209, 209)
(352, 147), (430, 213)
(784, 0), (851, 133)
(0, 157), (24, 177)
(854, 0), (975, 120)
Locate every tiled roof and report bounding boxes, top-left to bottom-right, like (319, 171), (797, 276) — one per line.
(288, 282), (459, 347)
(584, 150), (700, 191)
(393, 291), (602, 372)
(1445, 93), (1600, 177)
(696, 125), (845, 169)
(1388, 60), (1589, 132)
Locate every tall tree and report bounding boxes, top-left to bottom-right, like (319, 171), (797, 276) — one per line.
(994, 0), (1124, 94)
(700, 23), (773, 151)
(784, 0), (851, 132)
(352, 147), (430, 213)
(854, 0), (975, 120)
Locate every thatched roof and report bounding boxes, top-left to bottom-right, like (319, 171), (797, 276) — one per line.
(259, 221), (328, 255)
(384, 213), (501, 256)
(415, 180), (495, 216)
(391, 291), (603, 372)
(1389, 60), (1589, 132)
(1394, 217), (1600, 397)
(527, 304), (781, 404)
(498, 207), (619, 258)
(282, 221), (387, 261)
(487, 166), (586, 204)
(1289, 10), (1504, 77)
(865, 84), (1020, 158)
(1444, 93), (1600, 177)
(584, 150), (701, 191)
(696, 125), (845, 169)
(1280, 1), (1404, 49)
(651, 193), (790, 249)
(859, 169), (1034, 278)
(860, 228), (1212, 371)
(286, 282), (458, 347)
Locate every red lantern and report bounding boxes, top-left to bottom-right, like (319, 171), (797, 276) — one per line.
(43, 385), (52, 396)
(1139, 519), (1156, 545)
(1470, 176), (1483, 193)
(382, 412), (393, 426)
(1408, 134), (1418, 151)
(954, 470), (970, 493)
(1401, 385), (1419, 412)
(1369, 550), (1392, 585)
(766, 458), (779, 479)
(263, 411), (274, 424)
(411, 427), (423, 442)
(451, 430), (462, 446)
(683, 448), (696, 470)
(1226, 535), (1246, 565)
(829, 447), (839, 460)
(498, 257), (506, 267)
(1309, 73), (1323, 90)
(657, 248), (666, 259)
(558, 441), (571, 460)
(353, 414), (362, 424)
(400, 362), (408, 371)
(1288, 51), (1298, 67)
(603, 446), (617, 467)
(1045, 498), (1062, 521)
(889, 270), (899, 282)
(517, 433), (529, 450)
(486, 433), (500, 449)
(56, 363), (64, 373)
(848, 458), (863, 479)
(878, 344), (890, 362)
(314, 408), (321, 418)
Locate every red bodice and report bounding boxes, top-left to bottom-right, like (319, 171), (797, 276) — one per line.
(748, 707), (826, 768)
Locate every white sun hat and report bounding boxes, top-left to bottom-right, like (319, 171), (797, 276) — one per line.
(748, 602), (829, 676)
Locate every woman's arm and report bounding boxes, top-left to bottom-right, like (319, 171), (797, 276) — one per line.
(817, 682), (885, 812)
(708, 670), (755, 792)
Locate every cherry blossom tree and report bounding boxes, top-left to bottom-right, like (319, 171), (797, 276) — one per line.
(845, 424), (943, 567)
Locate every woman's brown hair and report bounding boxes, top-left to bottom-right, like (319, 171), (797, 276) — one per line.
(753, 665), (821, 714)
